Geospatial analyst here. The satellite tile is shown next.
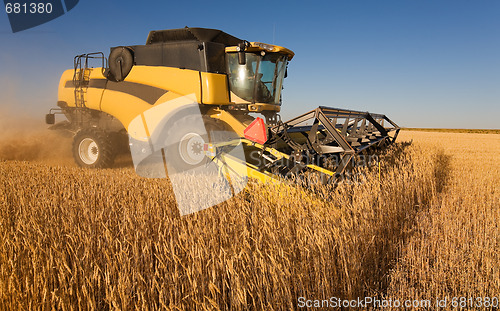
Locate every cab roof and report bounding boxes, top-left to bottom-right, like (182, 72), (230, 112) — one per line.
(146, 27), (294, 59)
(146, 27), (243, 46)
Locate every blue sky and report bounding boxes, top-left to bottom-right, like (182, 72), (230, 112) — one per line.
(1, 0), (499, 128)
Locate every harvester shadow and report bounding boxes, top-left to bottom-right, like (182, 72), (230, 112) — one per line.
(376, 140), (413, 167)
(433, 149), (452, 193)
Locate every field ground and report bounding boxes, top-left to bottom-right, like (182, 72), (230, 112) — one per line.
(387, 130), (499, 308)
(0, 130), (498, 310)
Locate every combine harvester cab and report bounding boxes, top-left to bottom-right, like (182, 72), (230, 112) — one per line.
(46, 27), (399, 187)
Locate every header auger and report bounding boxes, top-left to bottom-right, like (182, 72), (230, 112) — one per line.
(46, 27), (399, 186)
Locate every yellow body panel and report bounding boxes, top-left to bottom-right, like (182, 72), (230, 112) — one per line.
(155, 91), (185, 105)
(99, 90), (153, 129)
(57, 69), (106, 111)
(206, 108), (254, 137)
(128, 97), (198, 141)
(200, 72), (230, 104)
(125, 66), (201, 102)
(57, 69), (74, 106)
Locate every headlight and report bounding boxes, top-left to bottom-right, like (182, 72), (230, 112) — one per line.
(253, 42), (275, 52)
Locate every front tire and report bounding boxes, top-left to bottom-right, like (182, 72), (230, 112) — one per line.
(72, 128), (115, 168)
(163, 114), (210, 174)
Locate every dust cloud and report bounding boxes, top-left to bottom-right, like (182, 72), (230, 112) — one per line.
(0, 108), (74, 166)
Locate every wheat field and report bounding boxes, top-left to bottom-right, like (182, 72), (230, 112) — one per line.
(0, 128), (498, 310)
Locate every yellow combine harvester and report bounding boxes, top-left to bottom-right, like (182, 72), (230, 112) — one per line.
(46, 27), (399, 185)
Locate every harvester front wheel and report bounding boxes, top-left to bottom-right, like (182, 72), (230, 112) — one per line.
(72, 128), (115, 168)
(163, 114), (211, 174)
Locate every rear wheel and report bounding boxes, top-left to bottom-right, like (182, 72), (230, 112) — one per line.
(72, 128), (115, 168)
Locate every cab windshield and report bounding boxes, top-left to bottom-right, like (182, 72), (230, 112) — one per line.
(227, 52), (287, 105)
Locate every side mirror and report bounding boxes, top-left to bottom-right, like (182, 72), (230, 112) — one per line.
(45, 113), (55, 125)
(237, 42), (247, 65)
(238, 51), (246, 65)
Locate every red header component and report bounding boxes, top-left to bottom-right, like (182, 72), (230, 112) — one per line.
(244, 117), (267, 144)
